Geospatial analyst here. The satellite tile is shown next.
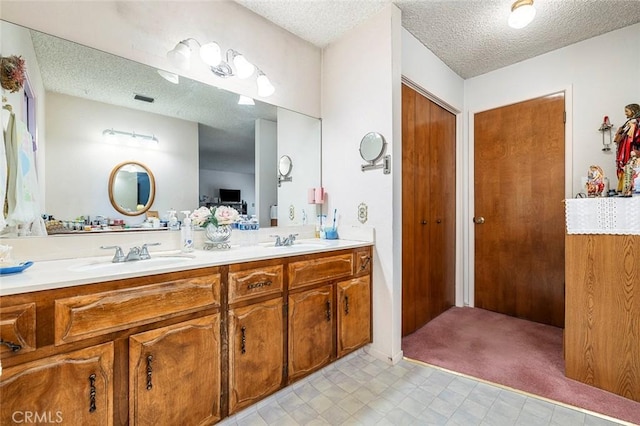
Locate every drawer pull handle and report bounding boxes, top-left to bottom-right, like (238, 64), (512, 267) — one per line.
(241, 326), (247, 354)
(344, 295), (350, 315)
(89, 374), (97, 413)
(146, 354), (153, 390)
(360, 256), (371, 271)
(0, 339), (22, 352)
(325, 301), (331, 322)
(247, 280), (272, 290)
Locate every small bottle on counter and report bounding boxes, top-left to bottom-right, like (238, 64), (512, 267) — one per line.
(180, 211), (193, 252)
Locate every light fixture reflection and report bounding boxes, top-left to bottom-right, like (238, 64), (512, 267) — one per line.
(157, 69), (179, 84)
(238, 95), (255, 105)
(508, 0), (536, 29)
(102, 128), (159, 146)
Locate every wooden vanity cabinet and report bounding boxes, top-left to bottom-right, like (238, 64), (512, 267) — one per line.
(227, 261), (285, 414)
(129, 315), (221, 426)
(337, 276), (371, 358)
(0, 342), (114, 425)
(288, 284), (335, 383)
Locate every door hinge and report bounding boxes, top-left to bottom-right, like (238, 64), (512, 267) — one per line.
(283, 303), (288, 316)
(283, 364), (288, 377)
(563, 111), (566, 123)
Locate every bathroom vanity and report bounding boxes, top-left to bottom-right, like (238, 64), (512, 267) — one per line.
(0, 240), (372, 425)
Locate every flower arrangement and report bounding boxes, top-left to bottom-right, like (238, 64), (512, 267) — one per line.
(1, 55), (26, 93)
(190, 205), (240, 228)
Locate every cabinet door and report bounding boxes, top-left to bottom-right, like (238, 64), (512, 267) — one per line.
(337, 276), (372, 358)
(288, 284), (334, 382)
(129, 315), (221, 426)
(229, 298), (283, 413)
(0, 342), (113, 425)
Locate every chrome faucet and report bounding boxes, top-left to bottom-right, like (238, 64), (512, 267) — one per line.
(125, 246), (142, 262)
(101, 243), (161, 263)
(101, 245), (125, 263)
(281, 233), (298, 246)
(270, 234), (298, 246)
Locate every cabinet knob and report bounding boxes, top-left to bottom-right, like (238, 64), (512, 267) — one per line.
(421, 220), (427, 225)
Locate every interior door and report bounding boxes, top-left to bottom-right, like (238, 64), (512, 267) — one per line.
(474, 94), (565, 327)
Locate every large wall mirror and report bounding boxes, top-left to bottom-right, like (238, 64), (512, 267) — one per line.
(1, 19), (321, 234)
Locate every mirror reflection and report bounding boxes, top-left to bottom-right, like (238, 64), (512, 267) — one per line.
(108, 162), (155, 216)
(1, 19), (321, 234)
(359, 132), (386, 163)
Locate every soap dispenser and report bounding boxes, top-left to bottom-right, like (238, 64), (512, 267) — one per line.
(180, 210), (193, 252)
(167, 209), (179, 231)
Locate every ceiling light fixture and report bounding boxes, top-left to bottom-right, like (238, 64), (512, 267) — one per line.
(167, 38), (274, 97)
(508, 0), (536, 29)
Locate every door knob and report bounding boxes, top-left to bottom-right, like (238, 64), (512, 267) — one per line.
(473, 216), (485, 224)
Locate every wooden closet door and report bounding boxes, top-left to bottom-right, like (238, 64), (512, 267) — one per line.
(474, 93), (565, 327)
(402, 84), (456, 336)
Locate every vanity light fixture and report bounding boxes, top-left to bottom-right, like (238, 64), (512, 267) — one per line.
(508, 0), (536, 29)
(102, 128), (159, 145)
(167, 38), (275, 97)
(157, 69), (179, 84)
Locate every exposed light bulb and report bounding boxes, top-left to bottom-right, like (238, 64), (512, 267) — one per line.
(232, 53), (255, 79)
(508, 0), (536, 29)
(167, 41), (191, 70)
(199, 42), (222, 66)
(256, 72), (275, 97)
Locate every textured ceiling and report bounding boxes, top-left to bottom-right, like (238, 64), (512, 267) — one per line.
(234, 0), (640, 79)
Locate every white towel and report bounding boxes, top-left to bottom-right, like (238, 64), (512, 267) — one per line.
(4, 112), (46, 236)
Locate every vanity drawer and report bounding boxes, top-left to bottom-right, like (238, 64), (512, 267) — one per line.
(0, 302), (36, 356)
(54, 274), (220, 345)
(228, 265), (283, 304)
(354, 247), (372, 276)
(288, 253), (353, 290)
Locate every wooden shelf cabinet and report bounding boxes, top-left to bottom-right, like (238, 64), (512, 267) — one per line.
(565, 234), (640, 402)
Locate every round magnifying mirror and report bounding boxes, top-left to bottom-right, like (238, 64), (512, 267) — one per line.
(108, 161), (156, 216)
(359, 132), (386, 163)
(278, 155), (293, 177)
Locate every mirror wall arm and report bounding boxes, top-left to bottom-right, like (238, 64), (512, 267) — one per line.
(361, 155), (391, 174)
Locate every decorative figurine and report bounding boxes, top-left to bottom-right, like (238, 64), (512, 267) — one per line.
(586, 165), (606, 197)
(621, 152), (639, 197)
(614, 103), (640, 192)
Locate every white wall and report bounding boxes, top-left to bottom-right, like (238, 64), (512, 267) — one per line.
(277, 108), (321, 227)
(466, 23), (640, 196)
(322, 5), (403, 363)
(256, 118), (277, 226)
(1, 1), (321, 119)
(46, 92), (198, 224)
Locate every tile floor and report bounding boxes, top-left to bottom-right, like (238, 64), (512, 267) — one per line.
(219, 349), (628, 426)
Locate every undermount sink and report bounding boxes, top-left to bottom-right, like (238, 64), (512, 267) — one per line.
(68, 255), (195, 272)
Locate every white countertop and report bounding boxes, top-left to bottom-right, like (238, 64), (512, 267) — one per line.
(0, 239), (372, 296)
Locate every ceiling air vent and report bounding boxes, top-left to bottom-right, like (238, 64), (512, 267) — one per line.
(134, 94), (154, 103)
